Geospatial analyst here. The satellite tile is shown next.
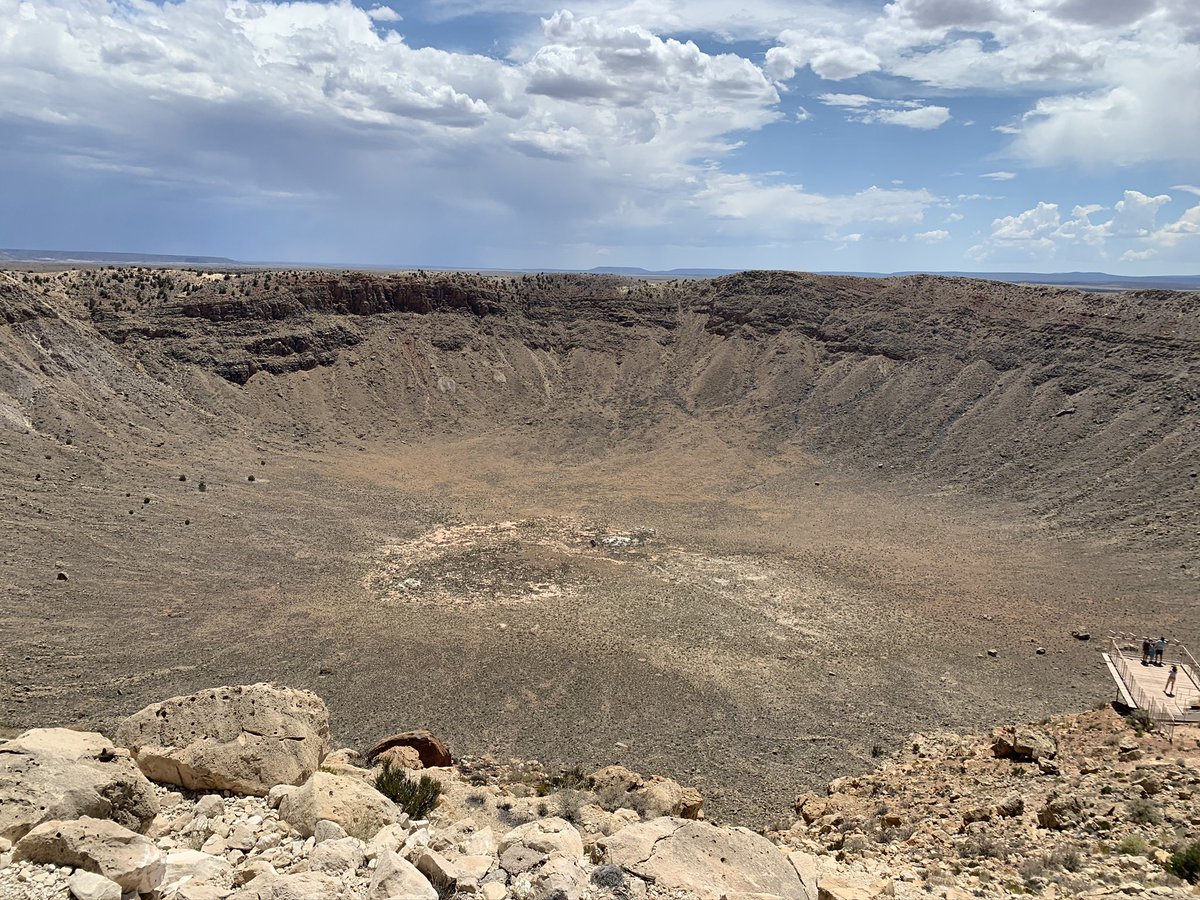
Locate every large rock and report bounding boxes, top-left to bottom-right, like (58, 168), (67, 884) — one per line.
(14, 816), (165, 893)
(67, 870), (122, 900)
(1011, 727), (1056, 762)
(160, 849), (234, 893)
(369, 847), (438, 900)
(365, 731), (452, 769)
(600, 816), (806, 900)
(228, 871), (346, 900)
(817, 874), (896, 900)
(279, 771), (400, 840)
(499, 817), (585, 858)
(0, 728), (159, 842)
(602, 818), (804, 900)
(116, 684), (330, 796)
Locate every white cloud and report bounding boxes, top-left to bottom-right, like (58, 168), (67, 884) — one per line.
(365, 6), (402, 22)
(863, 105), (950, 129)
(970, 188), (1195, 264)
(915, 229), (950, 242)
(817, 93), (950, 129)
(795, 106), (813, 122)
(981, 171), (1016, 181)
(1173, 184), (1200, 197)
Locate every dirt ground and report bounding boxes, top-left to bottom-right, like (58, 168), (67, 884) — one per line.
(1, 268), (1197, 825)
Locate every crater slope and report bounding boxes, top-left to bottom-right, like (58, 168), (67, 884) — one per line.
(0, 267), (1196, 823)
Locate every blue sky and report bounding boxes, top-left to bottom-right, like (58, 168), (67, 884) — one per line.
(1, 0), (1198, 272)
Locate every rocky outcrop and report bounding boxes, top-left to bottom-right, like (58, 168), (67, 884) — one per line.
(116, 684), (330, 796)
(601, 817), (805, 899)
(14, 817), (164, 893)
(0, 728), (158, 842)
(278, 772), (401, 840)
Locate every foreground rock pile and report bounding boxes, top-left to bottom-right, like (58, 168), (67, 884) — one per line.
(2, 683), (1198, 900)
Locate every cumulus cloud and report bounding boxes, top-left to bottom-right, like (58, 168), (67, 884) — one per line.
(915, 229), (950, 242)
(757, 0), (1200, 167)
(0, 0), (949, 264)
(969, 188), (1196, 263)
(817, 94), (951, 129)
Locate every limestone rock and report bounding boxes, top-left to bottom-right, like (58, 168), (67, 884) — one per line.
(116, 683), (330, 796)
(369, 847), (438, 900)
(67, 870), (122, 900)
(1037, 794), (1084, 830)
(228, 871), (345, 899)
(1011, 727), (1056, 762)
(602, 817), (804, 900)
(366, 731), (452, 769)
(499, 816), (585, 858)
(817, 874), (895, 899)
(639, 776), (705, 819)
(309, 836), (365, 874)
(0, 727), (159, 842)
(14, 816), (166, 893)
(279, 771), (401, 841)
(160, 848), (234, 893)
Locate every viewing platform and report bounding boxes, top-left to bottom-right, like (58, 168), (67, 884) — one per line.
(1103, 633), (1200, 737)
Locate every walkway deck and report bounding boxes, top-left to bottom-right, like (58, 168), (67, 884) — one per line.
(1103, 635), (1200, 727)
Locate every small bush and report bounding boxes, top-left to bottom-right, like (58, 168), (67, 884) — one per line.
(547, 766), (595, 792)
(198, 481), (207, 492)
(374, 763), (443, 819)
(871, 744), (886, 758)
(557, 788), (582, 823)
(1125, 798), (1162, 825)
(1166, 842), (1200, 884)
(1118, 835), (1149, 856)
(1047, 847), (1084, 872)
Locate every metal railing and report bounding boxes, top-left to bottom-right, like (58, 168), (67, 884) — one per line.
(1106, 634), (1184, 740)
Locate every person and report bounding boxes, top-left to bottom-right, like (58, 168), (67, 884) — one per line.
(1142, 637), (1152, 665)
(1155, 636), (1166, 666)
(1164, 665), (1178, 696)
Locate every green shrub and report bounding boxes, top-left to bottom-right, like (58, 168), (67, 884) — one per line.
(1118, 835), (1149, 856)
(1125, 798), (1161, 825)
(374, 763), (443, 819)
(1166, 841), (1200, 884)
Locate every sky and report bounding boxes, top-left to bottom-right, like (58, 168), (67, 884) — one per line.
(1, 0), (1198, 272)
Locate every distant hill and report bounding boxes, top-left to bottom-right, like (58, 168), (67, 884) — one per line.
(590, 266), (1200, 291)
(0, 248), (238, 265)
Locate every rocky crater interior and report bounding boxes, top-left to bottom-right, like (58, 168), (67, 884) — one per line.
(1, 267), (1197, 824)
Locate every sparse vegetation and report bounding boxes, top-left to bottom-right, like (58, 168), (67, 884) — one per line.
(1124, 797), (1161, 825)
(1166, 841), (1200, 884)
(1117, 835), (1148, 856)
(373, 762), (443, 819)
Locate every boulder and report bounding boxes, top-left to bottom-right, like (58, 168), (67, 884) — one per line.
(1037, 794), (1084, 830)
(115, 683), (329, 796)
(817, 874), (896, 899)
(639, 776), (705, 820)
(1011, 727), (1056, 762)
(309, 836), (365, 874)
(499, 816), (585, 858)
(279, 771), (400, 840)
(0, 728), (159, 842)
(160, 849), (234, 893)
(365, 730), (452, 769)
(369, 847), (438, 900)
(14, 816), (166, 893)
(228, 871), (345, 900)
(67, 870), (122, 900)
(602, 817), (804, 900)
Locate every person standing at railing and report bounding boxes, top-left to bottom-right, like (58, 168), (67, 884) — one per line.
(1142, 637), (1152, 665)
(1155, 636), (1167, 666)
